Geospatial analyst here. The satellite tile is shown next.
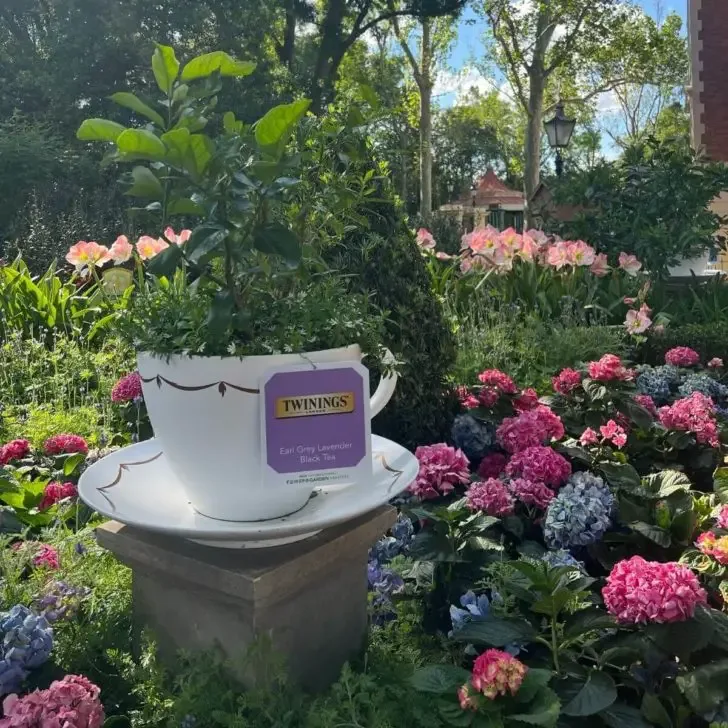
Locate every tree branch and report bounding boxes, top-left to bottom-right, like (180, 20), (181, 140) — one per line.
(544, 5), (590, 75)
(486, 7), (528, 111)
(389, 1), (424, 87)
(546, 78), (629, 112)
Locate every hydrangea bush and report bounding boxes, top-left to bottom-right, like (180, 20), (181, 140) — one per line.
(407, 356), (728, 726)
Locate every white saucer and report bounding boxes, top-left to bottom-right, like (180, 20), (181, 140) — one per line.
(79, 436), (417, 548)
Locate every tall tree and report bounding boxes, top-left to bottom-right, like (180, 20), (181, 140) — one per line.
(391, 11), (455, 223)
(482, 0), (683, 225)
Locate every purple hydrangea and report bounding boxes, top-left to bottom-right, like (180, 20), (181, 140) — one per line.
(0, 605), (53, 695)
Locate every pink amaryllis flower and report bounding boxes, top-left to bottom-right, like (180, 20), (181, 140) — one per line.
(624, 306), (652, 335)
(567, 240), (596, 267)
(708, 357), (724, 369)
(65, 242), (111, 271)
(164, 227), (192, 246)
(589, 253), (610, 277)
(618, 252), (642, 276)
(546, 241), (570, 270)
(135, 235), (169, 260)
(416, 228), (436, 250)
(108, 235), (133, 264)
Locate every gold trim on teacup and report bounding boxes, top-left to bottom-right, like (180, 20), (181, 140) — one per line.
(374, 452), (405, 493)
(139, 373), (259, 396)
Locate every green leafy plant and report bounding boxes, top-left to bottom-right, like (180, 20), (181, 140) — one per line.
(76, 45), (387, 359)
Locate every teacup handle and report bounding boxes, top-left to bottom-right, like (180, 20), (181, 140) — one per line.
(370, 348), (398, 417)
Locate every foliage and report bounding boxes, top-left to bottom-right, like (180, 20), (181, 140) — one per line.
(554, 138), (728, 278)
(641, 321), (728, 368)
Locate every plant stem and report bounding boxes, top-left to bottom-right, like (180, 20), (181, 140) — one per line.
(551, 617), (561, 674)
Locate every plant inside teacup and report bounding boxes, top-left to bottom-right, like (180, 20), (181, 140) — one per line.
(70, 45), (397, 521)
(71, 44), (386, 359)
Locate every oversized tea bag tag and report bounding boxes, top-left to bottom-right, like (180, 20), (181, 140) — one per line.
(260, 361), (372, 489)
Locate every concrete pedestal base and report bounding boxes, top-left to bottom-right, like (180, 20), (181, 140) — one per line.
(96, 506), (395, 691)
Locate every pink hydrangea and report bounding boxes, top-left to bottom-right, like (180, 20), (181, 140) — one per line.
(505, 446), (571, 488)
(44, 434), (89, 456)
(658, 392), (719, 447)
(552, 368), (582, 395)
(697, 532), (728, 565)
(39, 481), (78, 511)
(708, 357), (724, 369)
(458, 684), (476, 711)
(602, 556), (706, 624)
(716, 504), (728, 529)
(496, 406), (564, 454)
(665, 346), (700, 367)
(465, 478), (514, 516)
(587, 354), (634, 382)
(477, 453), (508, 479)
(477, 369), (518, 407)
(634, 394), (658, 417)
(33, 545), (60, 570)
(111, 372), (143, 403)
(409, 444), (470, 500)
(456, 386), (480, 409)
(470, 649), (527, 700)
(0, 674), (104, 728)
(507, 478), (555, 509)
(513, 388), (539, 412)
(600, 420), (627, 448)
(579, 428), (599, 446)
(0, 439), (31, 466)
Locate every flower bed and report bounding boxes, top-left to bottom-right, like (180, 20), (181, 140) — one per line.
(367, 347), (728, 726)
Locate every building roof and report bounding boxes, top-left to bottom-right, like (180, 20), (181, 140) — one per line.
(451, 168), (525, 208)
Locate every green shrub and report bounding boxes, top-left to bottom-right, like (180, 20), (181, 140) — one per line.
(2, 404), (107, 448)
(639, 322), (728, 366)
(299, 116), (457, 449)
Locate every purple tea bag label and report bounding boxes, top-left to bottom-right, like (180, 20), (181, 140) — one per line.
(260, 361), (372, 489)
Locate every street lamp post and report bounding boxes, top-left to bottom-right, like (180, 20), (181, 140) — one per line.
(543, 101), (576, 177)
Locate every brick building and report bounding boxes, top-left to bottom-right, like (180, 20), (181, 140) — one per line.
(688, 0), (728, 269)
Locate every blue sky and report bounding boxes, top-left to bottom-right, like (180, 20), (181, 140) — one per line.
(439, 0), (688, 104)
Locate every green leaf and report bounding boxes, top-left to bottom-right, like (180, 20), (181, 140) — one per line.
(125, 166), (164, 200)
(146, 243), (183, 277)
(167, 198), (204, 216)
(255, 99), (311, 147)
(184, 225), (228, 264)
(63, 453), (86, 476)
(453, 617), (536, 647)
(76, 118), (126, 142)
(582, 378), (607, 401)
(181, 51), (256, 81)
(507, 687), (560, 727)
(563, 607), (616, 639)
(640, 693), (672, 728)
(161, 127), (191, 166)
(116, 129), (167, 159)
(629, 521), (671, 547)
(411, 665), (471, 694)
(714, 466), (728, 504)
(642, 470), (692, 498)
(438, 701), (474, 727)
(206, 291), (234, 339)
(515, 669), (552, 704)
(600, 462), (641, 490)
(253, 222), (302, 266)
(468, 536), (504, 552)
(531, 587), (574, 618)
(622, 398), (653, 430)
(189, 134), (213, 174)
(676, 659), (728, 714)
(600, 702), (652, 728)
(560, 671), (617, 717)
(695, 605), (728, 651)
(110, 92), (165, 128)
(152, 44), (179, 94)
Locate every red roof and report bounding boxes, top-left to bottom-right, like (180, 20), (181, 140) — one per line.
(454, 168), (524, 206)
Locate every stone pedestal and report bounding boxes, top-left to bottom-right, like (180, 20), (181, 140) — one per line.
(96, 506), (395, 691)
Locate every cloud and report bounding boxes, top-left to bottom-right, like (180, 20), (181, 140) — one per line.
(434, 66), (509, 106)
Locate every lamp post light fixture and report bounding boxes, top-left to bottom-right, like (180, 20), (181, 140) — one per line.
(543, 101), (576, 177)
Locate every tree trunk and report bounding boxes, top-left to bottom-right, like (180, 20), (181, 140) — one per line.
(419, 18), (433, 225)
(400, 124), (408, 202)
(278, 0), (297, 70)
(310, 0), (347, 114)
(524, 71), (545, 228)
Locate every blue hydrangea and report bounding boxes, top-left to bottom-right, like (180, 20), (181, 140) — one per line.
(367, 561), (404, 597)
(678, 373), (728, 403)
(34, 581), (90, 623)
(449, 590), (492, 633)
(544, 471), (614, 549)
(636, 365), (682, 405)
(369, 514), (414, 564)
(0, 605), (53, 696)
(451, 414), (494, 462)
(541, 549), (585, 572)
